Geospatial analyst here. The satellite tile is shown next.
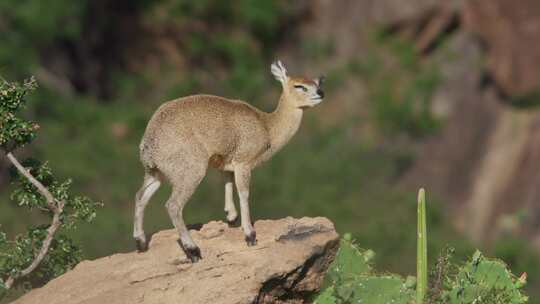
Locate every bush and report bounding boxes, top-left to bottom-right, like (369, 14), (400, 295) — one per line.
(0, 78), (101, 299)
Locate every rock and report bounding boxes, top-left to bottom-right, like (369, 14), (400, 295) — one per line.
(400, 30), (540, 246)
(463, 0), (540, 97)
(13, 217), (339, 304)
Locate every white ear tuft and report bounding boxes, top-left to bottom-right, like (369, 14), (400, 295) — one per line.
(271, 60), (288, 84)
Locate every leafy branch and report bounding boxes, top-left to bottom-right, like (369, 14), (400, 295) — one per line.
(3, 153), (65, 289)
(0, 77), (101, 295)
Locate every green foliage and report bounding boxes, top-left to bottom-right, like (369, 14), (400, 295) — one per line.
(315, 286), (337, 304)
(315, 190), (528, 304)
(327, 237), (372, 282)
(0, 78), (38, 151)
(346, 275), (413, 303)
(0, 227), (81, 283)
(8, 159), (100, 227)
(493, 236), (540, 298)
(315, 238), (414, 304)
(9, 159), (53, 209)
(317, 236), (528, 304)
(437, 251), (528, 304)
(428, 247), (530, 303)
(0, 78), (100, 297)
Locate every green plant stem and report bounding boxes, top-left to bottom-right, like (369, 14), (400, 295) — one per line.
(417, 188), (428, 303)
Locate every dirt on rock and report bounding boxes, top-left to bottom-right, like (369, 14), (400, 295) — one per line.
(13, 217), (339, 304)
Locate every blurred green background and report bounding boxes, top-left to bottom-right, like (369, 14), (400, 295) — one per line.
(1, 0), (539, 302)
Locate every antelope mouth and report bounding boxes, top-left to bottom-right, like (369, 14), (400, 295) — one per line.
(310, 97), (323, 104)
(300, 98), (323, 109)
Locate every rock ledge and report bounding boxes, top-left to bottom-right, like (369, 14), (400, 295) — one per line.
(15, 217), (339, 304)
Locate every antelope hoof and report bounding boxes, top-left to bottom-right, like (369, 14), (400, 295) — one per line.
(225, 211), (238, 226)
(135, 238), (148, 252)
(245, 231), (257, 246)
(184, 246), (202, 263)
(179, 240), (202, 262)
(226, 214), (239, 227)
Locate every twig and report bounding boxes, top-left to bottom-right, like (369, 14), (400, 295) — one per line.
(3, 152), (65, 289)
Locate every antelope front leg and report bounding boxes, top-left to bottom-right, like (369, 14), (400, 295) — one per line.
(224, 171), (238, 225)
(234, 167), (256, 246)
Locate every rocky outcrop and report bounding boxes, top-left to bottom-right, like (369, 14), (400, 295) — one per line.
(463, 0), (540, 97)
(13, 217), (339, 304)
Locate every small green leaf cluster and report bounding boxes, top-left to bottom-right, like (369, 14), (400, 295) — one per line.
(0, 78), (38, 151)
(435, 251), (528, 304)
(0, 227), (81, 283)
(9, 159), (101, 227)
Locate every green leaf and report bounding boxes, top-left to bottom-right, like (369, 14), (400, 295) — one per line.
(346, 275), (414, 304)
(327, 237), (372, 282)
(405, 275), (417, 289)
(313, 286), (337, 304)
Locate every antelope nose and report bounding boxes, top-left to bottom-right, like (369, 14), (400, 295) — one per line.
(317, 89), (324, 98)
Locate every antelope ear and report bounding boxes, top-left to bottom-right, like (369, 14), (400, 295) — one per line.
(315, 75), (325, 87)
(271, 60), (288, 84)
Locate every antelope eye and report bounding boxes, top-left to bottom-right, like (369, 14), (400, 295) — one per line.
(294, 85), (308, 92)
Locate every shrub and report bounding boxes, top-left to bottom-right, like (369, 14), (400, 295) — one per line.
(0, 77), (101, 299)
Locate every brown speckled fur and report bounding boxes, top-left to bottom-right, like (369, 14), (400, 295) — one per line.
(133, 61), (324, 261)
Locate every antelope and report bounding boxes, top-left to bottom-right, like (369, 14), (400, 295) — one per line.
(133, 60), (325, 262)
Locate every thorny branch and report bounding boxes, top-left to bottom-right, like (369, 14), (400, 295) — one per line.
(2, 152), (65, 289)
